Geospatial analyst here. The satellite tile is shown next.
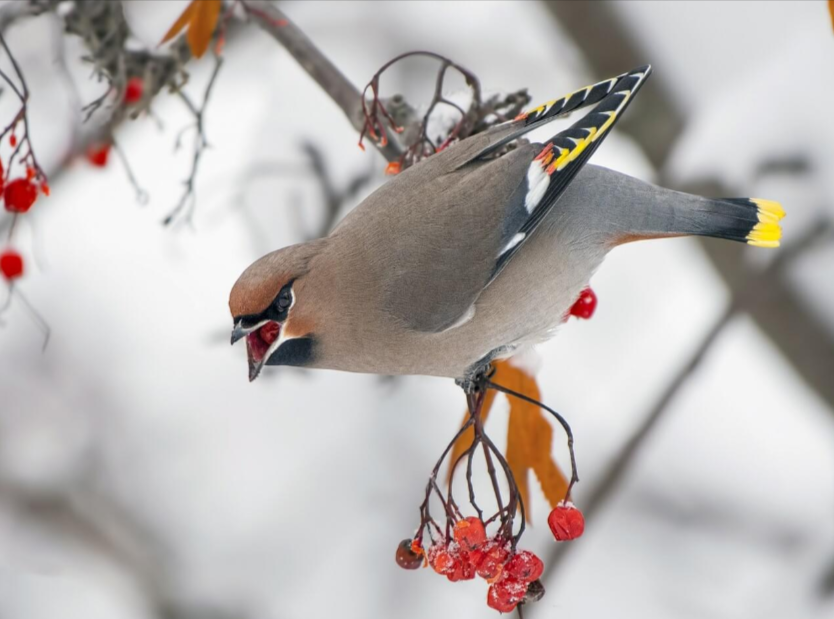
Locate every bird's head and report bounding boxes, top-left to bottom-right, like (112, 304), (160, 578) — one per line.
(229, 243), (322, 381)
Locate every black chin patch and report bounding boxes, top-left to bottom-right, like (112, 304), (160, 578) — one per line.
(266, 336), (316, 368)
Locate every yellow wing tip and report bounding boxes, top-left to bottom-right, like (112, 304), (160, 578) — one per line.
(752, 198), (785, 222)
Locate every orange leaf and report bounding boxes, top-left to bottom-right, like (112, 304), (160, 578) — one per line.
(447, 360), (568, 520)
(160, 0), (222, 59)
(160, 1), (196, 45)
(830, 1), (834, 33)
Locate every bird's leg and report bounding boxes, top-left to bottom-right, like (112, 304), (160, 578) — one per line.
(455, 361), (496, 394)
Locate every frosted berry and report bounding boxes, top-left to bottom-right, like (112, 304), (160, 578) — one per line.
(454, 516), (487, 551)
(505, 550), (543, 582)
(487, 584), (518, 613)
(395, 539), (423, 570)
(548, 502), (585, 541)
(476, 538), (511, 580)
(569, 287), (597, 320)
(124, 77), (144, 104)
(493, 576), (528, 605)
(524, 579), (546, 604)
(86, 143), (111, 168)
(446, 554), (476, 582)
(0, 249), (23, 280)
(428, 544), (455, 576)
(4, 178), (38, 213)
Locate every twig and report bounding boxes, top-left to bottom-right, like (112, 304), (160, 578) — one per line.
(0, 32), (48, 183)
(358, 50), (481, 170)
(163, 54), (224, 226)
(111, 136), (149, 205)
(486, 378), (580, 501)
(300, 141), (373, 239)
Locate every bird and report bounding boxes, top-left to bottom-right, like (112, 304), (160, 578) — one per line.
(229, 65), (784, 385)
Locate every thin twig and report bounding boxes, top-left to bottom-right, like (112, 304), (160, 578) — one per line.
(163, 54), (224, 226)
(111, 137), (149, 205)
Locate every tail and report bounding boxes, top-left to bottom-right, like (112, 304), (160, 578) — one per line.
(572, 165), (785, 248)
(700, 198), (784, 248)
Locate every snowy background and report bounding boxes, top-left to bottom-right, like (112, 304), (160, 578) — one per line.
(1, 1), (833, 618)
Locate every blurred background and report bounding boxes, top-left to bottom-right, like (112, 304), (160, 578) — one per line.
(1, 1), (833, 618)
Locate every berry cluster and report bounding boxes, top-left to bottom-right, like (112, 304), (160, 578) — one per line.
(1, 161), (48, 284)
(0, 48), (51, 344)
(398, 505), (585, 614)
(394, 365), (585, 613)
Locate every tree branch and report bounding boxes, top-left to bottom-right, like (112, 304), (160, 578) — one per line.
(240, 0), (402, 162)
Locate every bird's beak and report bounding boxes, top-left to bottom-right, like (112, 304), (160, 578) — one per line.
(231, 318), (282, 382)
(230, 319), (262, 345)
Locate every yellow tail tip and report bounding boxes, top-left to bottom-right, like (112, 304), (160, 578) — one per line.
(747, 221), (782, 248)
(752, 198), (785, 223)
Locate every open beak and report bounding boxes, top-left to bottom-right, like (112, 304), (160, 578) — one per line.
(231, 319), (282, 382)
(230, 319), (263, 345)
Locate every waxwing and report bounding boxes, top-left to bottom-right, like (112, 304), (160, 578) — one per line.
(229, 65), (784, 383)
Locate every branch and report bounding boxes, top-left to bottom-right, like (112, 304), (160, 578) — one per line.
(240, 0), (402, 162)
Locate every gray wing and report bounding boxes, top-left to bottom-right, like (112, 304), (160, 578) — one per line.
(342, 66), (651, 333)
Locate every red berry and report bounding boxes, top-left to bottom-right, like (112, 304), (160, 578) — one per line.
(487, 585), (519, 613)
(468, 547), (486, 568)
(4, 178), (38, 213)
(86, 143), (111, 168)
(427, 544), (455, 576)
(385, 161), (401, 175)
(9, 133), (16, 147)
(395, 539), (423, 570)
(505, 550), (543, 582)
(40, 182), (50, 197)
(493, 576), (528, 604)
(476, 538), (511, 580)
(124, 77), (144, 104)
(0, 249), (23, 280)
(548, 502), (585, 541)
(569, 287), (597, 320)
(446, 554), (476, 582)
(454, 516), (487, 551)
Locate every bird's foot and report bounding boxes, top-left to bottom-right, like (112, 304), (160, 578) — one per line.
(455, 363), (495, 394)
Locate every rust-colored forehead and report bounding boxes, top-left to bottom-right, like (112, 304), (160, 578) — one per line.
(229, 265), (292, 318)
(228, 242), (324, 318)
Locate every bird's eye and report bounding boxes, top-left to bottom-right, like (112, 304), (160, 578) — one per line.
(275, 286), (293, 312)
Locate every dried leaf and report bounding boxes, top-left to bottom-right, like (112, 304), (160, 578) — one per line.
(160, 0), (222, 59)
(448, 360), (568, 519)
(160, 2), (196, 45)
